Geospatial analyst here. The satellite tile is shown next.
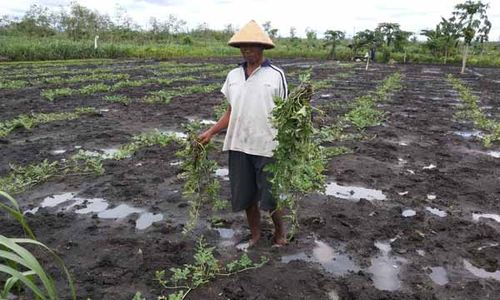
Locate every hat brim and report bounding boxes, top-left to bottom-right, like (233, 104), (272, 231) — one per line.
(228, 42), (275, 50)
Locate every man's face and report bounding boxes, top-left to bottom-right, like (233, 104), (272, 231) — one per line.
(240, 45), (264, 64)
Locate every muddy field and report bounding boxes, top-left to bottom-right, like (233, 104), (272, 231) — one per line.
(1, 58), (500, 300)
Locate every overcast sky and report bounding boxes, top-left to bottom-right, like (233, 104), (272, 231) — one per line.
(2, 0), (500, 40)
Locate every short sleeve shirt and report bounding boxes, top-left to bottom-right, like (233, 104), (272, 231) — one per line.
(221, 59), (287, 157)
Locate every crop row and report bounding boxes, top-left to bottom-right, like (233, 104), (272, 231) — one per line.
(447, 75), (500, 147)
(0, 107), (98, 138)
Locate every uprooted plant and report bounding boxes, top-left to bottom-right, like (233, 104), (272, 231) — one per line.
(0, 191), (76, 300)
(267, 73), (327, 239)
(154, 237), (268, 300)
(177, 121), (226, 233)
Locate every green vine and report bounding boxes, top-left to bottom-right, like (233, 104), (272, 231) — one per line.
(267, 73), (327, 239)
(155, 237), (268, 300)
(177, 122), (226, 234)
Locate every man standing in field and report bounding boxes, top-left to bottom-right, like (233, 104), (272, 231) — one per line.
(198, 20), (288, 247)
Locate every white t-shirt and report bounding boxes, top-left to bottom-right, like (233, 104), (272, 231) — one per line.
(221, 59), (287, 157)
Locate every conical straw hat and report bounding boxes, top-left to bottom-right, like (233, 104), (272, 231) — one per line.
(228, 20), (275, 49)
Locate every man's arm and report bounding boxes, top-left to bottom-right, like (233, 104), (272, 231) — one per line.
(198, 105), (231, 144)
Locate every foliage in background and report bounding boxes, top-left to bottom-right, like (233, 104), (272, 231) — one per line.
(0, 2), (497, 66)
(177, 122), (225, 234)
(0, 191), (76, 300)
(155, 237), (268, 300)
(267, 73), (326, 239)
(447, 74), (500, 146)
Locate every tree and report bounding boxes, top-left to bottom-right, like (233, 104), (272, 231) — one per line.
(375, 23), (401, 47)
(15, 4), (55, 37)
(262, 21), (278, 39)
(451, 0), (491, 73)
(324, 30), (345, 59)
(422, 17), (461, 63)
(352, 29), (383, 57)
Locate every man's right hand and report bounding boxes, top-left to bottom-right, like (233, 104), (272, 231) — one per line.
(198, 130), (213, 145)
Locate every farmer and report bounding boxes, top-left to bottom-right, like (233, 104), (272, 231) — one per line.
(198, 20), (288, 247)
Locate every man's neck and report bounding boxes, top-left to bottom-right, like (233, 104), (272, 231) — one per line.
(245, 57), (265, 77)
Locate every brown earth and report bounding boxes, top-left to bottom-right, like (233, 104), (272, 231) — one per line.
(1, 58), (499, 300)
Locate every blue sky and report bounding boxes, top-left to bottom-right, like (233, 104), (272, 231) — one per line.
(2, 0), (499, 40)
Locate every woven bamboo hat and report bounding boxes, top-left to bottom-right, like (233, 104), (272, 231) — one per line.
(228, 20), (275, 49)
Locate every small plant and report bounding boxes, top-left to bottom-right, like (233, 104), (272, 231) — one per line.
(113, 130), (179, 160)
(345, 95), (385, 130)
(177, 121), (224, 233)
(79, 83), (111, 95)
(41, 87), (74, 101)
(143, 90), (174, 104)
(104, 94), (130, 105)
(155, 237), (268, 299)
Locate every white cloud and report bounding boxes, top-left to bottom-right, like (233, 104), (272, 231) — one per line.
(2, 0), (499, 40)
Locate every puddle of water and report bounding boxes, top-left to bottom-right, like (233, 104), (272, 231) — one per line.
(397, 158), (407, 167)
(215, 168), (230, 181)
(281, 252), (310, 263)
(327, 290), (340, 300)
(73, 198), (109, 214)
(321, 94), (332, 98)
(51, 149), (66, 155)
(477, 243), (499, 251)
(216, 228), (235, 239)
(429, 266), (449, 285)
(398, 141), (409, 146)
(454, 130), (484, 138)
(40, 192), (77, 208)
(99, 108), (110, 112)
(486, 151), (500, 158)
(200, 119), (216, 125)
(368, 241), (406, 291)
(74, 145), (82, 149)
(423, 164), (437, 170)
(161, 130), (188, 139)
(282, 240), (360, 277)
(472, 213), (500, 223)
(402, 209), (416, 217)
(136, 212), (163, 230)
(406, 169), (415, 175)
(98, 204), (144, 219)
(236, 242), (249, 252)
(324, 182), (386, 202)
(101, 148), (120, 158)
(463, 259), (500, 281)
(79, 150), (101, 157)
(427, 194), (437, 200)
(417, 249), (426, 256)
(23, 207), (39, 215)
(426, 207), (447, 217)
(170, 160), (182, 166)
